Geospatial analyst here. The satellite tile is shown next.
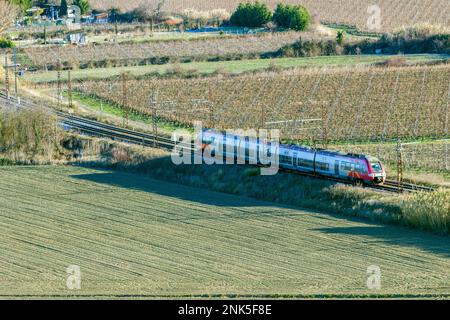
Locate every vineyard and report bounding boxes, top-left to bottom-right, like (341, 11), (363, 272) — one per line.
(22, 32), (310, 69)
(73, 64), (450, 142)
(332, 140), (450, 173)
(89, 0), (450, 32)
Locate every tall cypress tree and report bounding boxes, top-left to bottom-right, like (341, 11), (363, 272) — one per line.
(59, 0), (68, 17)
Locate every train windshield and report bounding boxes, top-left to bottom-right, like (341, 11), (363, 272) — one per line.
(371, 162), (383, 172)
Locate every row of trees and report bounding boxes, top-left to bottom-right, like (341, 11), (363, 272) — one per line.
(230, 2), (311, 31)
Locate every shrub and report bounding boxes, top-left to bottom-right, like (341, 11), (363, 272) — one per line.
(230, 1), (272, 28)
(272, 3), (311, 31)
(0, 37), (14, 48)
(378, 56), (407, 67)
(0, 108), (63, 164)
(336, 30), (345, 45)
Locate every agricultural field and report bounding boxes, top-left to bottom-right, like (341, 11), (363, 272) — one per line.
(21, 31), (310, 70)
(2, 0), (450, 304)
(89, 0), (450, 32)
(73, 64), (450, 141)
(0, 165), (449, 297)
(24, 54), (450, 83)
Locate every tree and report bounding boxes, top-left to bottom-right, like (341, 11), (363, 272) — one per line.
(132, 0), (166, 31)
(273, 3), (311, 31)
(0, 1), (20, 35)
(59, 0), (68, 17)
(336, 30), (345, 45)
(10, 0), (32, 11)
(230, 1), (272, 28)
(73, 0), (90, 15)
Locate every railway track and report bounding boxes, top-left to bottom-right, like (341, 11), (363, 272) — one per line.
(0, 92), (436, 194)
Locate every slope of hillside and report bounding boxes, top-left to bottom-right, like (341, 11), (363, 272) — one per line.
(0, 165), (449, 298)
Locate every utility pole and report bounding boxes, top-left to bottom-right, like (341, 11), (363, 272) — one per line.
(209, 102), (214, 128)
(150, 91), (158, 147)
(321, 102), (328, 149)
(13, 47), (18, 98)
(67, 70), (73, 108)
(260, 104), (265, 130)
(4, 56), (10, 99)
(396, 121), (403, 193)
(122, 73), (128, 126)
(208, 87), (214, 128)
(57, 66), (62, 106)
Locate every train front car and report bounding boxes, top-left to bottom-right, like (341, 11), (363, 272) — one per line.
(314, 150), (386, 185)
(365, 156), (386, 184)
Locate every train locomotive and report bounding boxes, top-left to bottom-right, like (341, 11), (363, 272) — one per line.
(199, 130), (386, 185)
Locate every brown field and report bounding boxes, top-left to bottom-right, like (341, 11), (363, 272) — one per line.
(89, 0), (450, 32)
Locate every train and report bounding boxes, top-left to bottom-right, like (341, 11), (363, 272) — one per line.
(199, 129), (386, 184)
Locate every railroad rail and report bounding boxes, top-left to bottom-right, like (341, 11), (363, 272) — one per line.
(0, 92), (437, 194)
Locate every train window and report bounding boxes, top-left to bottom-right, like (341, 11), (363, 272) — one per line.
(298, 159), (313, 168)
(280, 153), (292, 165)
(316, 162), (329, 171)
(341, 162), (355, 171)
(371, 162), (382, 172)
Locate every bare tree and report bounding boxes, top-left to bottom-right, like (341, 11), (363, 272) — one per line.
(0, 1), (20, 35)
(133, 0), (166, 31)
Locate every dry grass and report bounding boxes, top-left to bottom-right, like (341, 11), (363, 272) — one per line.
(401, 190), (450, 234)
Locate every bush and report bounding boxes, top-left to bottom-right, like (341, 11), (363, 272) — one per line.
(378, 56), (408, 67)
(0, 37), (15, 49)
(272, 3), (310, 31)
(230, 1), (272, 28)
(0, 108), (62, 164)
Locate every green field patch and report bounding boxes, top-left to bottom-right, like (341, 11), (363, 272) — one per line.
(24, 54), (449, 83)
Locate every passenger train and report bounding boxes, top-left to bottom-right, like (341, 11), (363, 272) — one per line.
(199, 130), (386, 184)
